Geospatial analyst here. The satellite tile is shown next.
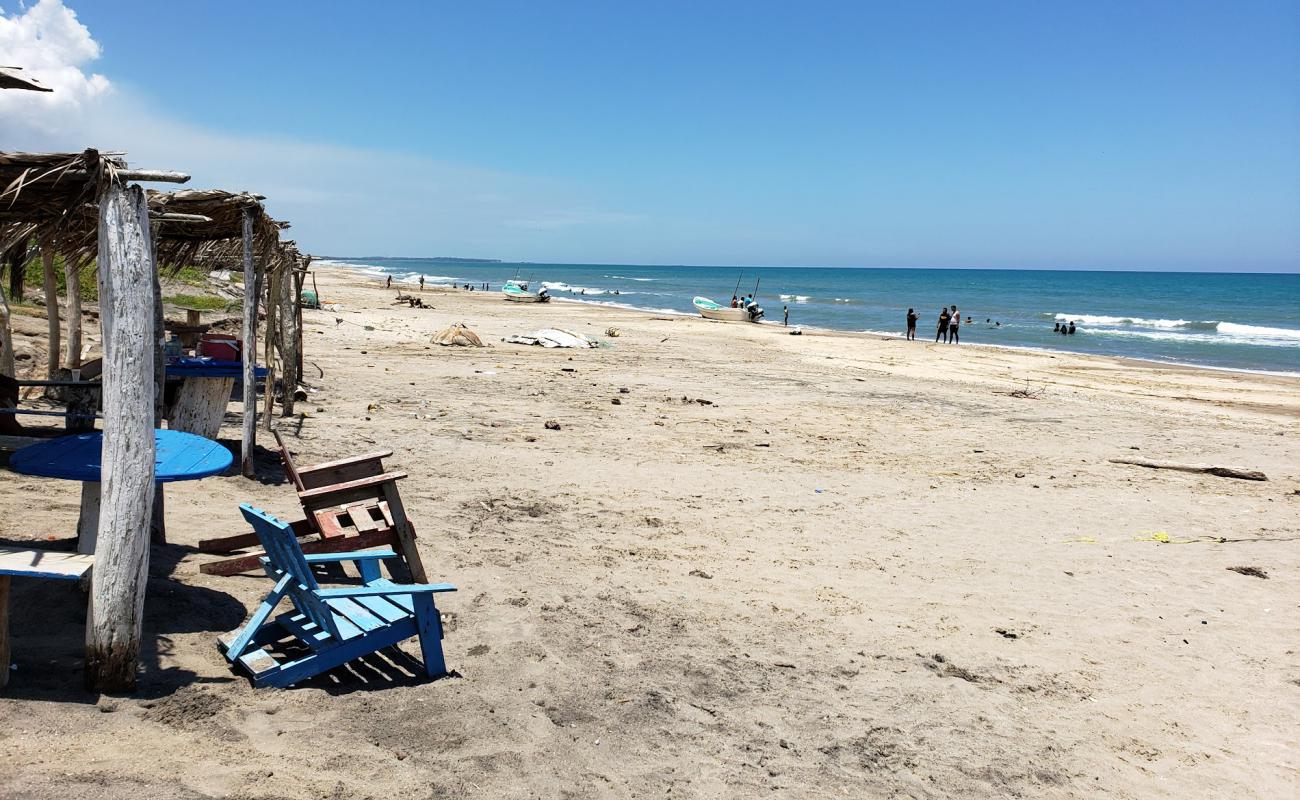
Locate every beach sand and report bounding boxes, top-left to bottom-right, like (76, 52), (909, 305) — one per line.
(1, 266), (1297, 799)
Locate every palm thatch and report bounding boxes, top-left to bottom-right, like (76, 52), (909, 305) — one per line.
(0, 67), (53, 92)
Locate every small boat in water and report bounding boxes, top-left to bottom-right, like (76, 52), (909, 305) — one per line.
(503, 280), (550, 303)
(694, 296), (761, 322)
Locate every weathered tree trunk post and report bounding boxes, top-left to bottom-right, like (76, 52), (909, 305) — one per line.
(6, 239), (25, 304)
(241, 209), (258, 477)
(65, 260), (83, 369)
(0, 283), (13, 379)
(42, 248), (60, 379)
(261, 265), (278, 429)
(150, 245), (167, 545)
(85, 183), (158, 692)
(280, 265), (300, 417)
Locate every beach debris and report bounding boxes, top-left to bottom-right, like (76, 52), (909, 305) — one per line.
(619, 387), (630, 394)
(504, 328), (597, 348)
(1014, 472), (1026, 478)
(544, 420), (561, 430)
(1005, 380), (1045, 399)
(994, 628), (1019, 639)
(611, 398), (622, 405)
(432, 323), (485, 347)
(688, 569), (712, 579)
(789, 328), (802, 335)
(605, 327), (620, 337)
(1226, 566), (1269, 579)
(1108, 458), (1267, 482)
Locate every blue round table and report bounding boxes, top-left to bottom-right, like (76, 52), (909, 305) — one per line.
(10, 429), (232, 482)
(9, 430), (233, 552)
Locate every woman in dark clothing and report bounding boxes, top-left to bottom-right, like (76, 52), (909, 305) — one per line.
(936, 307), (951, 343)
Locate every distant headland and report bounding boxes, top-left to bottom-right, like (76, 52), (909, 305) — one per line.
(324, 256), (502, 263)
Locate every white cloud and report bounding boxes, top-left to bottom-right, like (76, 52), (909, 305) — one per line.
(0, 0), (110, 136)
(0, 1), (658, 260)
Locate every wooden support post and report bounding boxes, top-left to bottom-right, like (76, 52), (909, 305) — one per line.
(262, 266), (278, 430)
(65, 260), (82, 369)
(168, 376), (235, 439)
(77, 483), (101, 554)
(150, 259), (166, 545)
(85, 183), (157, 693)
(280, 266), (300, 416)
(241, 209), (258, 477)
(42, 249), (60, 380)
(0, 282), (12, 379)
(5, 239), (24, 304)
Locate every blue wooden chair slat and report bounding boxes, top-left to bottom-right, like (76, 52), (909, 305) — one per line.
(219, 503), (456, 688)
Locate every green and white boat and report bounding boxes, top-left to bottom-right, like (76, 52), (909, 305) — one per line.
(503, 280), (549, 303)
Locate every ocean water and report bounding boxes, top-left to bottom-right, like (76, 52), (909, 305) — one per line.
(323, 258), (1300, 375)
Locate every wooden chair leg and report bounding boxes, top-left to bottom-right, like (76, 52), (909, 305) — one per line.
(0, 575), (10, 690)
(380, 484), (427, 583)
(411, 593), (447, 677)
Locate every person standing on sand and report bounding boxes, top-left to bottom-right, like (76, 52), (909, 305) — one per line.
(419, 275), (425, 292)
(906, 308), (918, 340)
(386, 275), (392, 289)
(949, 305), (961, 344)
(783, 305), (789, 326)
(936, 307), (951, 342)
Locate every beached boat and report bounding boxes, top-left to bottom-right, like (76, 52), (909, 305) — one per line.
(694, 296), (760, 322)
(503, 281), (549, 303)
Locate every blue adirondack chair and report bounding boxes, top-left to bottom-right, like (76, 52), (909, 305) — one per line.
(218, 503), (455, 687)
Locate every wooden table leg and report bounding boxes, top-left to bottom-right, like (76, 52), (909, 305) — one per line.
(168, 376), (235, 440)
(77, 482), (101, 555)
(0, 575), (10, 689)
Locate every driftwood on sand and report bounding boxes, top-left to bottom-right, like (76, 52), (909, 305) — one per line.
(432, 323), (485, 347)
(1108, 458), (1267, 482)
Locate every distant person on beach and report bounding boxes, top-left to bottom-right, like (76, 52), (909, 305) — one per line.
(936, 307), (951, 342)
(906, 308), (918, 340)
(419, 275), (425, 292)
(784, 305), (789, 326)
(949, 305), (961, 344)
(730, 296), (739, 308)
(386, 275), (392, 289)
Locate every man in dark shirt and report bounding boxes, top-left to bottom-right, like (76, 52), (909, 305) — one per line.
(906, 308), (918, 340)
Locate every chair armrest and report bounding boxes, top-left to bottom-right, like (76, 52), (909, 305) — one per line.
(302, 548), (396, 564)
(297, 472), (408, 503)
(297, 451), (393, 476)
(317, 583), (456, 599)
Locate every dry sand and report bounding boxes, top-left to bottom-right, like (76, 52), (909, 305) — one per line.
(1, 266), (1297, 799)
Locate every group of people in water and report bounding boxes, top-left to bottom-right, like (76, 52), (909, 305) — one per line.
(1054, 320), (1077, 335)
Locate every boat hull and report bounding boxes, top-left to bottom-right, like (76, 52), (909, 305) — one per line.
(694, 296), (760, 322)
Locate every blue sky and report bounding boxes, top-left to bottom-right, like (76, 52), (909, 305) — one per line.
(5, 0), (1298, 270)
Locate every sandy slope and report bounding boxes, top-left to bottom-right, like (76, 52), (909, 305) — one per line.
(1, 267), (1296, 799)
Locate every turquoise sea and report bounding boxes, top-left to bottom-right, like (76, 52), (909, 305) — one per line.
(323, 259), (1300, 375)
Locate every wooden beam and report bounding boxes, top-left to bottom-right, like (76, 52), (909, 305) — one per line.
(63, 169), (190, 184)
(85, 183), (157, 693)
(241, 209), (257, 477)
(42, 248), (60, 379)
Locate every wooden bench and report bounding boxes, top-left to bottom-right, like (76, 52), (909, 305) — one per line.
(0, 547), (95, 689)
(198, 430), (427, 582)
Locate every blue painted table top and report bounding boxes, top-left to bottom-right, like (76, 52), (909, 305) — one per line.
(9, 429), (233, 483)
(166, 357), (268, 379)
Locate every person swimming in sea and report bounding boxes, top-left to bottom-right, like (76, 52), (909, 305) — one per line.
(1068, 321), (1076, 335)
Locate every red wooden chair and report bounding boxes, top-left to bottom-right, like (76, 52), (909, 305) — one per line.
(198, 429), (427, 582)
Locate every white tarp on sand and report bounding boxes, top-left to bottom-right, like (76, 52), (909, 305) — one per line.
(503, 328), (598, 348)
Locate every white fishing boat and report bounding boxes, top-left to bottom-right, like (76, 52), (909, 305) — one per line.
(503, 280), (549, 303)
(694, 296), (761, 322)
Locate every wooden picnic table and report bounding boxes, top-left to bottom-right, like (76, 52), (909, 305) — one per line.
(0, 547), (96, 689)
(8, 430), (233, 553)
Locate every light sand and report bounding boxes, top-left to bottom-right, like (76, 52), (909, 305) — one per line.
(1, 266), (1297, 799)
